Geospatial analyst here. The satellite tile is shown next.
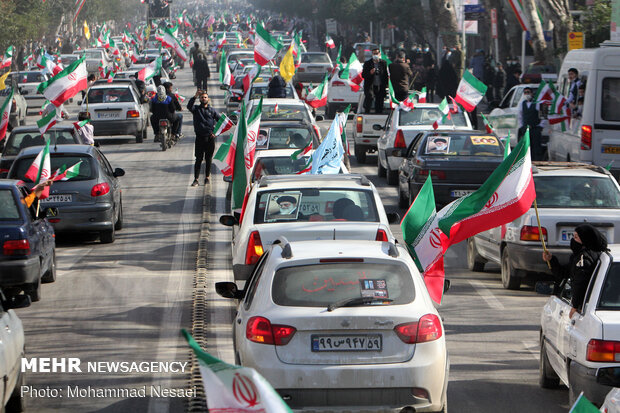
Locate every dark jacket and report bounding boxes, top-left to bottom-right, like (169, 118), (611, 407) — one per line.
(362, 58), (388, 92)
(194, 55), (210, 79)
(504, 74), (521, 96)
(267, 74), (287, 98)
(167, 92), (182, 111)
(187, 97), (219, 136)
(389, 60), (413, 95)
(150, 96), (176, 122)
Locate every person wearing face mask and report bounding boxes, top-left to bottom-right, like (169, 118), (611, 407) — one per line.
(542, 224), (608, 318)
(187, 90), (219, 186)
(362, 48), (388, 114)
(517, 87), (545, 160)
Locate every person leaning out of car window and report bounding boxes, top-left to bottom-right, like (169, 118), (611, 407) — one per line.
(22, 180), (54, 208)
(542, 224), (609, 318)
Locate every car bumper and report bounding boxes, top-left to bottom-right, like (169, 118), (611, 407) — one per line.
(50, 203), (114, 233)
(355, 136), (379, 150)
(295, 72), (329, 83)
(24, 96), (46, 109)
(327, 101), (358, 111)
(571, 361), (616, 406)
(508, 243), (571, 275)
(0, 256), (41, 286)
(91, 119), (142, 136)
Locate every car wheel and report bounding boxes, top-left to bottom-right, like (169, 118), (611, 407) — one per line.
(42, 251), (57, 283)
(539, 339), (560, 388)
(354, 145), (367, 164)
(100, 227), (115, 244)
(114, 201), (124, 231)
(377, 155), (386, 177)
(26, 279), (41, 302)
(467, 238), (486, 272)
(386, 166), (398, 185)
(135, 131), (143, 143)
(6, 371), (25, 413)
(500, 248), (522, 290)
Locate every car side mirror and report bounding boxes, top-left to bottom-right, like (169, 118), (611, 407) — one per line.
(219, 215), (238, 227)
(386, 212), (400, 224)
(372, 124), (384, 131)
(315, 115), (324, 122)
(220, 85), (229, 90)
(215, 281), (244, 299)
(3, 294), (31, 309)
(443, 279), (451, 293)
(113, 168), (125, 177)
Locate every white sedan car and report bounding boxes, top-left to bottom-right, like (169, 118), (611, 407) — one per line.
(216, 239), (449, 412)
(219, 174), (399, 281)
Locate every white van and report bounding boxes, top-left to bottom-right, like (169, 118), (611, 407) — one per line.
(548, 41), (620, 177)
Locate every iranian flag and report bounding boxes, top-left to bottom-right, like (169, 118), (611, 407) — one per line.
(0, 87), (14, 142)
(437, 129), (536, 247)
(0, 46), (13, 69)
(160, 27), (188, 61)
(254, 23), (282, 66)
(36, 51), (62, 76)
(25, 139), (51, 199)
(548, 94), (571, 131)
(232, 100), (262, 210)
(305, 74), (328, 108)
(454, 70), (488, 112)
(36, 105), (61, 135)
(418, 86), (427, 103)
(52, 161), (82, 181)
(131, 44), (140, 63)
(534, 80), (557, 103)
(242, 65), (261, 94)
(399, 93), (416, 111)
(183, 330), (292, 413)
(291, 139), (312, 161)
(432, 98), (450, 130)
(138, 56), (162, 82)
(214, 113), (235, 136)
(37, 55), (87, 107)
(388, 79), (400, 108)
(325, 34), (335, 49)
(216, 33), (226, 49)
(219, 52), (234, 87)
(340, 53), (363, 91)
(568, 392), (599, 413)
(481, 113), (496, 134)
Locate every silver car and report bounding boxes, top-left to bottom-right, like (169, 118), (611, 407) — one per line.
(8, 145), (125, 244)
(8, 71), (48, 112)
(294, 52), (333, 83)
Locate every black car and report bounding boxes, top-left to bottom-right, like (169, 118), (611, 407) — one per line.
(395, 130), (506, 208)
(0, 180), (56, 302)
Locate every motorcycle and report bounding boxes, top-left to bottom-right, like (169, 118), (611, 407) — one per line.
(157, 119), (173, 151)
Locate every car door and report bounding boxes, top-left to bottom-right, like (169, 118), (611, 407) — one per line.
(0, 300), (11, 406)
(545, 280), (573, 385)
(97, 150), (121, 212)
(402, 134), (424, 189)
(0, 298), (23, 404)
(568, 260), (602, 360)
(19, 187), (51, 271)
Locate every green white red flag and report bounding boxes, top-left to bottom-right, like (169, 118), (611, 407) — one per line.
(160, 27), (188, 61)
(254, 23), (282, 66)
(214, 113), (235, 136)
(325, 34), (335, 49)
(291, 139), (313, 161)
(481, 113), (496, 134)
(568, 392), (600, 413)
(454, 70), (488, 112)
(534, 80), (557, 103)
(0, 46), (13, 69)
(418, 87), (427, 103)
(340, 53), (363, 91)
(52, 161), (82, 181)
(138, 56), (162, 81)
(216, 33), (226, 49)
(305, 74), (328, 108)
(25, 139), (51, 198)
(388, 79), (399, 109)
(0, 87), (14, 142)
(243, 65), (261, 94)
(548, 94), (571, 131)
(183, 330), (292, 413)
(219, 52), (234, 87)
(37, 55), (87, 107)
(37, 103), (61, 135)
(432, 98), (450, 129)
(399, 92), (416, 111)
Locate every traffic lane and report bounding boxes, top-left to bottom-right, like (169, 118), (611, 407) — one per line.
(16, 67), (201, 412)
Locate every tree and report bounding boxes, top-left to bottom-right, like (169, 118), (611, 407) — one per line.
(574, 0), (611, 48)
(537, 0), (573, 54)
(522, 0), (553, 63)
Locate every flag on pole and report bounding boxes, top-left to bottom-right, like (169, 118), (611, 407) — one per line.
(454, 70), (488, 112)
(25, 139), (51, 199)
(325, 34), (335, 49)
(182, 330), (293, 413)
(305, 74), (328, 108)
(160, 27), (188, 61)
(52, 161), (82, 181)
(0, 71), (10, 91)
(216, 33), (226, 49)
(37, 55), (87, 107)
(399, 92), (416, 111)
(388, 79), (399, 108)
(333, 44), (342, 73)
(534, 79), (557, 103)
(279, 44), (296, 83)
(418, 87), (427, 103)
(568, 392), (599, 413)
(0, 88), (14, 142)
(0, 46), (14, 69)
(340, 53), (363, 91)
(380, 45), (392, 66)
(254, 23), (282, 66)
(481, 113), (496, 134)
(137, 56), (162, 81)
(311, 116), (344, 174)
(242, 65), (261, 95)
(291, 138), (312, 160)
(214, 113), (235, 136)
(37, 104), (61, 135)
(219, 53), (234, 87)
(432, 98), (450, 130)
(231, 99), (262, 210)
(74, 0), (86, 22)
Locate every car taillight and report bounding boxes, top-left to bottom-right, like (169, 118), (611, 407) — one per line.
(127, 110), (140, 118)
(587, 339), (620, 362)
(395, 129), (406, 148)
(581, 125), (592, 150)
(394, 314), (442, 344)
(356, 115), (363, 133)
(0, 168), (9, 175)
(376, 229), (389, 241)
(520, 225), (547, 241)
(297, 67), (305, 72)
(417, 169), (446, 180)
(91, 182), (110, 197)
(3, 239), (30, 256)
(332, 80), (345, 86)
(245, 231), (263, 265)
(246, 316), (296, 345)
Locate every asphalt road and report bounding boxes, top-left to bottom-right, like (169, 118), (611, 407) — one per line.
(13, 61), (570, 412)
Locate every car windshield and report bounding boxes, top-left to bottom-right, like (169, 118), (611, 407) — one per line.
(250, 86), (295, 100)
(254, 188), (378, 223)
(256, 126), (314, 150)
(400, 108), (468, 127)
(260, 104), (308, 122)
(0, 189), (19, 220)
(3, 130), (76, 156)
(15, 72), (45, 83)
(302, 54), (330, 63)
(535, 176), (620, 208)
(61, 55), (78, 65)
(11, 155), (95, 182)
(422, 134), (504, 157)
(272, 262), (415, 307)
(599, 263), (620, 310)
(252, 156), (311, 182)
(228, 53), (253, 63)
(84, 51), (103, 59)
(87, 87), (134, 104)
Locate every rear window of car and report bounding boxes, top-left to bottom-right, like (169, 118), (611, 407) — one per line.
(10, 155), (95, 182)
(87, 87), (135, 104)
(602, 78), (620, 122)
(301, 54), (330, 64)
(254, 188), (378, 224)
(272, 262), (415, 307)
(252, 156), (311, 182)
(250, 86), (295, 100)
(0, 189), (20, 220)
(422, 134), (503, 157)
(598, 262), (620, 310)
(258, 126), (314, 150)
(14, 72), (45, 83)
(3, 130), (77, 156)
(399, 108), (469, 127)
(84, 51), (103, 60)
(260, 104), (309, 122)
(535, 176), (620, 208)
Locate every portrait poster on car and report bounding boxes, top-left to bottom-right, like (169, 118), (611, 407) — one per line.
(256, 129), (269, 150)
(265, 192), (302, 221)
(426, 136), (451, 154)
(360, 279), (389, 299)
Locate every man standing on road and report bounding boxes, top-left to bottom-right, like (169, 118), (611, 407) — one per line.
(362, 48), (388, 114)
(517, 87), (545, 161)
(389, 51), (413, 102)
(187, 90), (219, 186)
(194, 52), (210, 91)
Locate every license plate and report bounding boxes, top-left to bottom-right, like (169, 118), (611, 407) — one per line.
(97, 111), (121, 119)
(41, 194), (72, 203)
(311, 334), (382, 352)
(308, 66), (324, 71)
(451, 189), (475, 197)
(299, 202), (320, 215)
(560, 229), (574, 242)
(603, 146), (620, 154)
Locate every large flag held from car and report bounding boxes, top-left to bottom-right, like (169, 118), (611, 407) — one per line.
(37, 55), (87, 107)
(305, 74), (328, 108)
(0, 87), (14, 142)
(253, 23), (282, 66)
(160, 27), (188, 61)
(454, 70), (488, 112)
(25, 139), (51, 199)
(311, 116), (344, 174)
(138, 56), (162, 82)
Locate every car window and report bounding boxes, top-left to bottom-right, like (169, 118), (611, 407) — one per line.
(252, 156), (311, 182)
(0, 190), (20, 220)
(254, 188), (379, 223)
(272, 262), (415, 307)
(599, 262), (620, 310)
(11, 154), (96, 182)
(602, 78), (620, 121)
(15, 72), (45, 83)
(250, 86), (295, 100)
(407, 133), (424, 157)
(87, 87), (135, 104)
(244, 252), (270, 311)
(302, 54), (330, 64)
(259, 127), (313, 150)
(422, 134), (503, 156)
(499, 89), (514, 109)
(534, 176), (620, 208)
(260, 105), (310, 123)
(399, 108), (468, 127)
(97, 152), (113, 176)
(511, 88), (525, 107)
(3, 130), (76, 156)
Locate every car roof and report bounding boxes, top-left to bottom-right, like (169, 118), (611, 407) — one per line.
(531, 162), (612, 177)
(256, 98), (305, 106)
(10, 125), (74, 133)
(17, 144), (97, 157)
(259, 121), (312, 128)
(422, 130), (492, 136)
(255, 149), (306, 158)
(89, 82), (135, 90)
(269, 239), (405, 262)
(257, 173), (372, 189)
(302, 52), (329, 55)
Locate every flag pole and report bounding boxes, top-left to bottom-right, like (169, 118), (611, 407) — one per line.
(533, 198), (551, 269)
(36, 198), (40, 217)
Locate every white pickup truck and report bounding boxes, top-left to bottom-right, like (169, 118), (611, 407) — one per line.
(351, 93), (391, 164)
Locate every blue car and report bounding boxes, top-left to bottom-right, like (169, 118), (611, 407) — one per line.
(0, 180), (56, 302)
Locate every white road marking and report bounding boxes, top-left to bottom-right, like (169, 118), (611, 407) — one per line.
(468, 279), (505, 310)
(523, 340), (540, 360)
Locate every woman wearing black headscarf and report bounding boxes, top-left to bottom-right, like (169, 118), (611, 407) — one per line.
(542, 224), (609, 318)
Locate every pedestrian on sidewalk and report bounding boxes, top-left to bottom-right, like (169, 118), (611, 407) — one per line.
(187, 90), (219, 186)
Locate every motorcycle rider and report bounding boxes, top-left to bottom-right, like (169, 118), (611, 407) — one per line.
(150, 85), (179, 142)
(163, 81), (183, 140)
